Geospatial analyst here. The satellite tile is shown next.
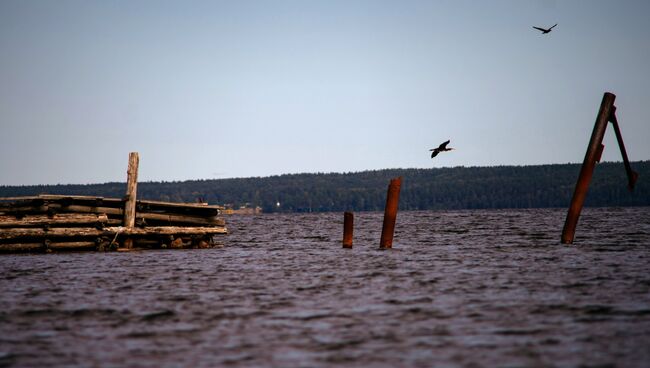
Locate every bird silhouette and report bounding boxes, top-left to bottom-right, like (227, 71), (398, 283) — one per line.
(533, 24), (557, 34)
(430, 140), (454, 158)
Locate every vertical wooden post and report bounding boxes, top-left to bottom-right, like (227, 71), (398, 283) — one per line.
(380, 177), (402, 249)
(561, 93), (615, 244)
(343, 211), (353, 248)
(123, 152), (139, 249)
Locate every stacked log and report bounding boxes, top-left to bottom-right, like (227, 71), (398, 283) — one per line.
(0, 195), (227, 253)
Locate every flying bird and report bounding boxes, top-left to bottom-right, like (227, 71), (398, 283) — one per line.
(533, 24), (557, 34)
(430, 140), (454, 158)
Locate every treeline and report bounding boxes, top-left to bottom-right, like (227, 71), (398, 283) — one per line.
(1, 161), (649, 213)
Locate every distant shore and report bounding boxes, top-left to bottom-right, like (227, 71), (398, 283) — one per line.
(2, 161), (648, 213)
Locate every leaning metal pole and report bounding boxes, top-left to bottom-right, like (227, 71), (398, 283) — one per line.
(609, 107), (639, 191)
(561, 93), (616, 244)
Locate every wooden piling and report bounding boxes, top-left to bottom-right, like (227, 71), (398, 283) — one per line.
(561, 93), (615, 244)
(343, 211), (353, 248)
(380, 177), (402, 249)
(123, 152), (139, 249)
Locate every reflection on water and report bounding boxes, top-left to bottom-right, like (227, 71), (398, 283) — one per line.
(1, 207), (650, 367)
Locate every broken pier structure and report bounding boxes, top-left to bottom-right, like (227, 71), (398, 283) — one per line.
(0, 153), (227, 252)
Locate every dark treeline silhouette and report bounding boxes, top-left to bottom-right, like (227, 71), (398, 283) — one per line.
(1, 161), (649, 213)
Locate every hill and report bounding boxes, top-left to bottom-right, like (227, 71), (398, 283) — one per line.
(1, 161), (649, 212)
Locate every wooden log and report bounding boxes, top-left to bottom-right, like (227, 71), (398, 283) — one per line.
(47, 204), (124, 216)
(0, 214), (109, 228)
(138, 199), (223, 211)
(133, 213), (225, 226)
(47, 241), (97, 250)
(35, 195), (221, 214)
(0, 243), (45, 252)
(0, 226), (227, 241)
(137, 200), (222, 217)
(0, 205), (49, 214)
(0, 198), (44, 208)
(0, 197), (44, 211)
(0, 240), (101, 252)
(2, 195), (222, 216)
(45, 196), (123, 209)
(117, 226), (228, 236)
(27, 204), (224, 226)
(0, 196), (43, 201)
(37, 194), (120, 202)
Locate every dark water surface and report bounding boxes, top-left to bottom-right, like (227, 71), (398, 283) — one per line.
(1, 207), (650, 367)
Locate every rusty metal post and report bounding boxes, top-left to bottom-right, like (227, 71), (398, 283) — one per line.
(380, 177), (402, 249)
(561, 93), (616, 244)
(123, 152), (139, 249)
(343, 211), (353, 248)
(609, 109), (639, 191)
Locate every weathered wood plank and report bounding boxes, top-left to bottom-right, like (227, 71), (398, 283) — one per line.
(124, 152), (139, 230)
(0, 226), (227, 240)
(0, 214), (109, 228)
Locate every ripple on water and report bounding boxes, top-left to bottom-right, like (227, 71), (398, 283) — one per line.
(1, 208), (650, 367)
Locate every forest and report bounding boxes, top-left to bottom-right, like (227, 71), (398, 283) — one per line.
(1, 161), (648, 213)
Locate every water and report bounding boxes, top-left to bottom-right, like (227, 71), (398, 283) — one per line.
(1, 207), (650, 367)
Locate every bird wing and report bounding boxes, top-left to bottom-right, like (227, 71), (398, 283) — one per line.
(549, 23), (557, 30)
(438, 140), (451, 150)
(532, 26), (546, 32)
(431, 150), (439, 158)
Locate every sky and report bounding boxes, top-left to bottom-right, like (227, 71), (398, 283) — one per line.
(1, 0), (649, 186)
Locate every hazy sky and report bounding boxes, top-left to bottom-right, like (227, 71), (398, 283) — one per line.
(1, 0), (649, 185)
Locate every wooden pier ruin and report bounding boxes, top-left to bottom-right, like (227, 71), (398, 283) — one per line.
(0, 153), (227, 253)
